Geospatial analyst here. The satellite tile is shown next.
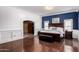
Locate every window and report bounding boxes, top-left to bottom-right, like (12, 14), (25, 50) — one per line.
(44, 21), (49, 30)
(64, 19), (73, 31)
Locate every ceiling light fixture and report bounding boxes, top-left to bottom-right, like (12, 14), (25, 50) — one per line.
(44, 6), (54, 10)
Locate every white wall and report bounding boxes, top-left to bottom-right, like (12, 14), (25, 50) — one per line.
(0, 6), (41, 43)
(73, 30), (78, 39)
(0, 6), (41, 35)
(73, 30), (79, 40)
(0, 30), (23, 44)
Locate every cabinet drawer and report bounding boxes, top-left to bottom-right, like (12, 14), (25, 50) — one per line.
(65, 31), (72, 39)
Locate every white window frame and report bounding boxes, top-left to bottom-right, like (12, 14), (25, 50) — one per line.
(44, 21), (49, 30)
(64, 19), (73, 31)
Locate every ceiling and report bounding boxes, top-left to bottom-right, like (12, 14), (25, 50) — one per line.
(15, 6), (79, 16)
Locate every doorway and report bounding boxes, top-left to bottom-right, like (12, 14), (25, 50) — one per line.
(23, 20), (34, 35)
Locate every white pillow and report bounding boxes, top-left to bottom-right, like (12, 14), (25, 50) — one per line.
(44, 27), (49, 30)
(49, 27), (53, 30)
(57, 27), (64, 34)
(49, 27), (57, 30)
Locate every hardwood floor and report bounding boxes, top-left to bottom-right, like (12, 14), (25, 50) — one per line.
(0, 34), (79, 52)
(34, 37), (64, 52)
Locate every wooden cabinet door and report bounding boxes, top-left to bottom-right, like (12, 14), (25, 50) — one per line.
(28, 23), (32, 33)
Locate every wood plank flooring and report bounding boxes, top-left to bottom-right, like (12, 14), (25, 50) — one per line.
(0, 34), (79, 52)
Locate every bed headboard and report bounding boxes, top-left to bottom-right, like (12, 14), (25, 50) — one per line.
(49, 23), (64, 28)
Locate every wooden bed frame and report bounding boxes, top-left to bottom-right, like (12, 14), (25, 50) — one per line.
(49, 23), (64, 28)
(38, 23), (64, 42)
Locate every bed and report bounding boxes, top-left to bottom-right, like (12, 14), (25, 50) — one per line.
(38, 23), (64, 42)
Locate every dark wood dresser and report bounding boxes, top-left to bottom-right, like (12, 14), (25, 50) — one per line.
(65, 31), (72, 39)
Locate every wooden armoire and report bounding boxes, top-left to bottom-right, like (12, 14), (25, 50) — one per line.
(23, 20), (34, 35)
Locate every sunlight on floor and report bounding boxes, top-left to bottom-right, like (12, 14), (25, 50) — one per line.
(64, 45), (73, 52)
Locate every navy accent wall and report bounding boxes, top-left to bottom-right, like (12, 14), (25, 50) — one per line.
(78, 12), (79, 29)
(42, 12), (78, 29)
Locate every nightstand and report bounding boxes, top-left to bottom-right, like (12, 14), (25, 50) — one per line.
(65, 31), (72, 39)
